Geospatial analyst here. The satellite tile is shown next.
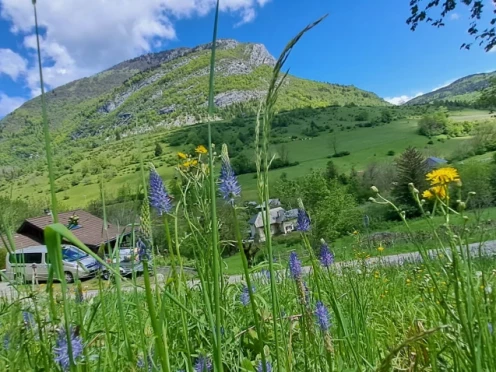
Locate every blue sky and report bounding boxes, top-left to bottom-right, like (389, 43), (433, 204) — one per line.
(0, 0), (495, 116)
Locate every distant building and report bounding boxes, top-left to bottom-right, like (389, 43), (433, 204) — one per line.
(255, 198), (282, 210)
(249, 207), (298, 242)
(425, 156), (448, 169)
(0, 209), (125, 252)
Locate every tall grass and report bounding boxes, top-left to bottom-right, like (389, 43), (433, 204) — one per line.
(0, 2), (495, 372)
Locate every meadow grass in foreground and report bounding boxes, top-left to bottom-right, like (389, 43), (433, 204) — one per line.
(1, 2), (496, 371)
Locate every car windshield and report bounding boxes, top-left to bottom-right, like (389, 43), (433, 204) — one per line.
(62, 247), (88, 262)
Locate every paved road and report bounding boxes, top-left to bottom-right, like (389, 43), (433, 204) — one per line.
(1, 240), (496, 299)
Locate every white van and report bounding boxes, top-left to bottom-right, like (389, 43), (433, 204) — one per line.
(5, 245), (99, 283)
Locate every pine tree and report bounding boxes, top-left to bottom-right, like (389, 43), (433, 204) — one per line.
(392, 146), (428, 211)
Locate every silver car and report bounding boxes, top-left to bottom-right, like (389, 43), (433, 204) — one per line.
(5, 245), (99, 283)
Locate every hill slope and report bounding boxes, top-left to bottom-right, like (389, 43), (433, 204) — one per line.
(406, 71), (496, 105)
(0, 39), (388, 165)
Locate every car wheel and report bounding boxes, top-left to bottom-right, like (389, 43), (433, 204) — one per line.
(64, 272), (74, 284)
(102, 271), (110, 281)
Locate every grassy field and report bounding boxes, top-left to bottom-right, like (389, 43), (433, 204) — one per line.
(3, 107), (493, 207)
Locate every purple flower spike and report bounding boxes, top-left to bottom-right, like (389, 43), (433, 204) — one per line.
(219, 160), (241, 204)
(194, 355), (212, 372)
(256, 360), (273, 372)
(149, 168), (172, 216)
(319, 242), (334, 268)
(240, 285), (255, 306)
(315, 301), (331, 332)
(289, 252), (302, 279)
(53, 327), (83, 371)
(296, 209), (311, 232)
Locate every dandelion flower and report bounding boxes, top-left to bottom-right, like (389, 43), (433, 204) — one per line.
(315, 301), (331, 332)
(288, 252), (302, 279)
(296, 209), (311, 232)
(219, 157), (241, 204)
(319, 242), (334, 268)
(177, 152), (188, 160)
(195, 145), (208, 154)
(53, 327), (83, 371)
(194, 355), (212, 372)
(149, 168), (172, 215)
(377, 245), (384, 252)
(256, 361), (272, 372)
(422, 185), (447, 200)
(426, 167), (459, 186)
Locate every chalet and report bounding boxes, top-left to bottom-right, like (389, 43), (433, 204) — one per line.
(249, 207), (298, 242)
(0, 209), (125, 252)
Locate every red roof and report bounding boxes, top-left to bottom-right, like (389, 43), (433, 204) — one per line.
(1, 209), (125, 250)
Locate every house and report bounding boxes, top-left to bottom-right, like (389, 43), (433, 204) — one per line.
(249, 207), (298, 242)
(255, 199), (281, 210)
(0, 209), (125, 252)
(425, 156), (448, 169)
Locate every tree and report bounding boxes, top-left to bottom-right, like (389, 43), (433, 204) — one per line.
(392, 147), (428, 212)
(154, 142), (163, 157)
(478, 78), (496, 112)
(458, 162), (494, 210)
(325, 160), (339, 180)
(418, 109), (449, 136)
(407, 0), (496, 52)
(381, 110), (393, 123)
(355, 111), (369, 121)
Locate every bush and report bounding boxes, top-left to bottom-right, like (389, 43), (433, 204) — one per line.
(331, 151), (351, 158)
(387, 150), (395, 156)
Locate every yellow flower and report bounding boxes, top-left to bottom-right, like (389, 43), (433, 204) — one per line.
(177, 152), (187, 160)
(182, 159), (198, 168)
(422, 185), (447, 200)
(195, 145), (208, 154)
(377, 246), (384, 252)
(406, 278), (411, 284)
(353, 230), (358, 235)
(426, 167), (460, 186)
(190, 159), (198, 167)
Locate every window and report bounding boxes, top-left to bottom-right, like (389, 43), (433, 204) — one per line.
(62, 247), (87, 262)
(9, 253), (42, 264)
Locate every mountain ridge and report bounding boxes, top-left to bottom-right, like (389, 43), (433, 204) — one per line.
(406, 71), (496, 105)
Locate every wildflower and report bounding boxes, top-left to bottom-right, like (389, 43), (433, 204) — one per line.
(195, 145), (208, 154)
(426, 167), (460, 186)
(353, 230), (358, 235)
(319, 242), (334, 268)
(218, 156), (241, 204)
(371, 186), (379, 193)
(288, 252), (302, 279)
(149, 168), (172, 215)
(422, 185), (447, 200)
(377, 245), (384, 252)
(53, 327), (83, 371)
(315, 301), (331, 332)
(3, 333), (10, 350)
(256, 361), (272, 372)
(194, 355), (212, 372)
(23, 311), (35, 328)
(177, 152), (187, 159)
(296, 209), (311, 232)
(240, 285), (255, 306)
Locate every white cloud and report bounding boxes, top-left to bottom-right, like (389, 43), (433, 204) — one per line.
(0, 49), (27, 80)
(0, 0), (272, 96)
(450, 13), (460, 20)
(384, 92), (423, 105)
(0, 93), (26, 117)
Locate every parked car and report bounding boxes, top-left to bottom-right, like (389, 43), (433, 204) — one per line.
(5, 245), (99, 283)
(101, 248), (146, 280)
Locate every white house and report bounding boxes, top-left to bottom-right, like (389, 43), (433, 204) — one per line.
(248, 207), (298, 242)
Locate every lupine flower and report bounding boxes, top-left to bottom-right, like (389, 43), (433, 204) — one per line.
(256, 360), (272, 372)
(289, 252), (302, 279)
(53, 327), (84, 371)
(194, 355), (212, 372)
(137, 354), (153, 371)
(23, 311), (35, 328)
(137, 238), (150, 261)
(149, 168), (172, 215)
(240, 285), (255, 306)
(319, 242), (334, 268)
(219, 158), (241, 204)
(3, 333), (10, 350)
(315, 301), (331, 332)
(296, 209), (310, 231)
